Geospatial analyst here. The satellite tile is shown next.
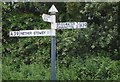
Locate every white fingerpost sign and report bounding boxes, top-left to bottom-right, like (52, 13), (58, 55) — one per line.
(9, 4), (87, 81)
(9, 30), (55, 37)
(56, 22), (87, 29)
(42, 14), (53, 23)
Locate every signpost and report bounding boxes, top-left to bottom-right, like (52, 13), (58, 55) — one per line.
(48, 4), (58, 80)
(9, 4), (87, 80)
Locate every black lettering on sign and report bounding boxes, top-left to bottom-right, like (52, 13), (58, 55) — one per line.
(14, 31), (19, 36)
(34, 31), (45, 35)
(44, 17), (48, 21)
(20, 32), (32, 35)
(41, 31), (45, 34)
(10, 32), (13, 36)
(84, 22), (87, 27)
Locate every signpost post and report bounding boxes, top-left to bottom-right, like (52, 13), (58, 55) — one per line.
(9, 4), (87, 80)
(48, 4), (58, 80)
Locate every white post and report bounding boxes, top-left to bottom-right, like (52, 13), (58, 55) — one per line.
(48, 4), (58, 80)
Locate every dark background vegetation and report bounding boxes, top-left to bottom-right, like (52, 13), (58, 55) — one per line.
(2, 2), (120, 80)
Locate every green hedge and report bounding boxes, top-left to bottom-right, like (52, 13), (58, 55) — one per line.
(2, 54), (120, 80)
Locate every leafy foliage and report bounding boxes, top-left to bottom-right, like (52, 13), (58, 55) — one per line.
(2, 2), (120, 80)
(2, 54), (120, 80)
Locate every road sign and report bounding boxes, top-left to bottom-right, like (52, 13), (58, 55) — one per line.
(56, 22), (87, 29)
(9, 30), (55, 37)
(42, 14), (53, 23)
